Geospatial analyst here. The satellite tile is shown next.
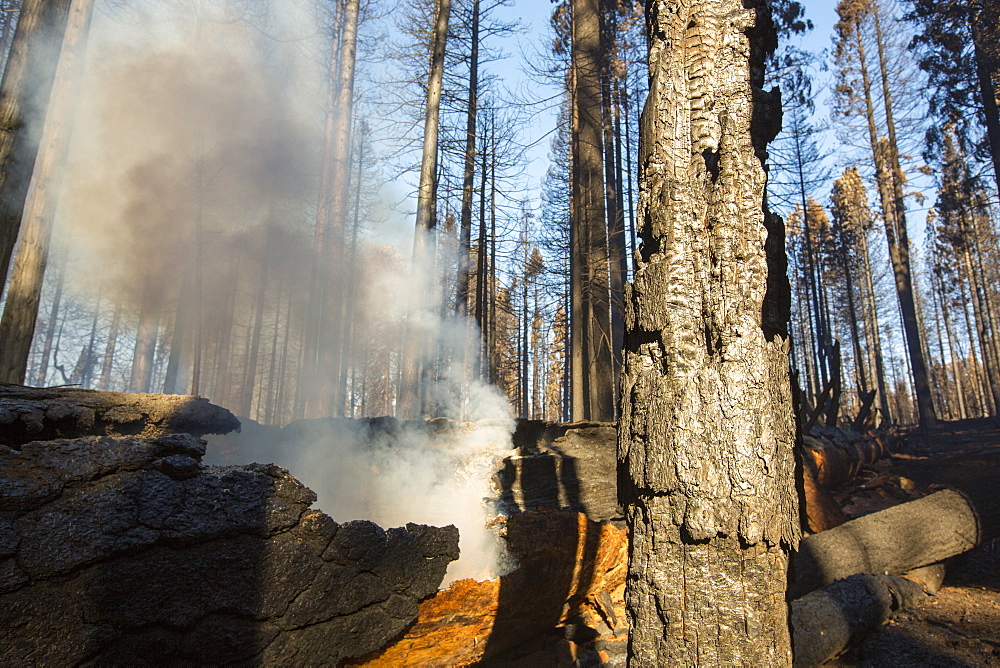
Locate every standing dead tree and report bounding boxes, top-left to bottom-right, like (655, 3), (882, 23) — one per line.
(0, 0), (73, 295)
(619, 0), (798, 663)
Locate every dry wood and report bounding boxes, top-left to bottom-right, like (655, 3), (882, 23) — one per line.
(800, 458), (848, 533)
(0, 382), (240, 446)
(800, 428), (889, 488)
(791, 489), (980, 598)
(791, 573), (928, 667)
(619, 0), (797, 663)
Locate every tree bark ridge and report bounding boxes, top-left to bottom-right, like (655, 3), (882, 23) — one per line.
(619, 0), (797, 663)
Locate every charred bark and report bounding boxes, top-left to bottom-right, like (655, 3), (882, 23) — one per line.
(619, 1), (798, 664)
(570, 0), (613, 422)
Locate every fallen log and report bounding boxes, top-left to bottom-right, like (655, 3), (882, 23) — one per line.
(800, 427), (891, 488)
(0, 383), (240, 447)
(791, 489), (980, 598)
(791, 572), (928, 667)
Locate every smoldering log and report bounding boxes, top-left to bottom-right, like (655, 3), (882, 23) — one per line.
(0, 383), (240, 447)
(791, 489), (980, 598)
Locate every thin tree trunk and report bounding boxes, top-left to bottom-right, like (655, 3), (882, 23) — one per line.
(162, 274), (192, 394)
(322, 0), (360, 416)
(620, 1), (798, 663)
(622, 76), (637, 268)
(928, 277), (953, 419)
(128, 279), (161, 394)
(336, 127), (366, 416)
(601, 3), (625, 405)
(796, 159), (828, 396)
(964, 247), (1000, 413)
(33, 243), (66, 386)
(299, 0), (344, 419)
(872, 8), (936, 427)
(78, 282), (101, 388)
(841, 246), (868, 396)
(99, 290), (123, 391)
(939, 273), (968, 419)
(273, 280), (294, 425)
(189, 193), (204, 396)
(0, 0), (74, 288)
(532, 283), (541, 418)
(857, 227), (892, 423)
(398, 0), (451, 418)
(488, 134), (498, 385)
(960, 275), (991, 416)
(240, 257), (269, 418)
(970, 217), (1000, 407)
(456, 0), (479, 316)
(475, 112), (489, 375)
(0, 0), (93, 382)
(569, 60), (585, 420)
(212, 247), (240, 408)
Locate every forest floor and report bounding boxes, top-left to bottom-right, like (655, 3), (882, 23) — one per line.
(830, 417), (1000, 667)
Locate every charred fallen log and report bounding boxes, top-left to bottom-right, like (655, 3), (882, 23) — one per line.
(0, 383), (240, 446)
(0, 432), (459, 664)
(352, 509), (628, 667)
(791, 489), (980, 598)
(791, 572), (929, 667)
(800, 426), (894, 489)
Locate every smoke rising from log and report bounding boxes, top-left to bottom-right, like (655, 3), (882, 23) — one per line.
(47, 0), (517, 583)
(59, 0), (322, 313)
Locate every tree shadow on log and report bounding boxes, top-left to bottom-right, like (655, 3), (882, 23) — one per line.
(482, 445), (603, 662)
(1, 433), (458, 665)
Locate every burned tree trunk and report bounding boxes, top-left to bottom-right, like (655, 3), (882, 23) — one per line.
(0, 0), (94, 385)
(398, 0), (451, 419)
(570, 0), (614, 422)
(619, 1), (798, 664)
(0, 0), (74, 289)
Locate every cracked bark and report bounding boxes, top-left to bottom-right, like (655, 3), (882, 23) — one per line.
(619, 1), (798, 664)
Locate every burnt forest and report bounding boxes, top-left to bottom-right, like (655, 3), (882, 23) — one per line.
(2, 0), (999, 665)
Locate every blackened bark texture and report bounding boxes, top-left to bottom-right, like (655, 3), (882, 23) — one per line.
(456, 0), (479, 316)
(619, 1), (798, 664)
(570, 0), (614, 422)
(0, 0), (74, 289)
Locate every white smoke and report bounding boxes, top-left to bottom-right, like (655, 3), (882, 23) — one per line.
(212, 232), (519, 584)
(283, 415), (515, 585)
(54, 0), (518, 582)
